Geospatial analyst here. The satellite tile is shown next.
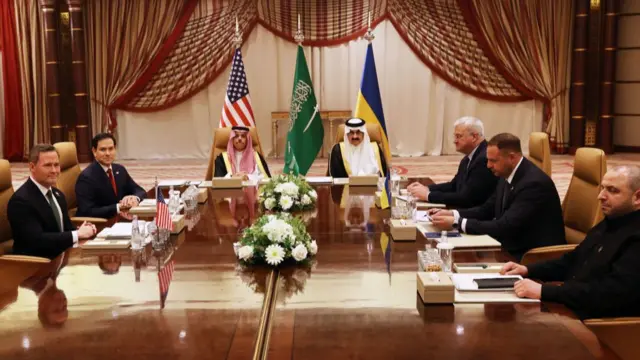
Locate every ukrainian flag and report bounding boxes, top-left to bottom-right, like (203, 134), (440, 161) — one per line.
(355, 43), (391, 209)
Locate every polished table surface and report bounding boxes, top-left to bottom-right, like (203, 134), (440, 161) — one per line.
(0, 179), (619, 359)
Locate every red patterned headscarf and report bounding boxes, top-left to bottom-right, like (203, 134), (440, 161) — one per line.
(227, 128), (256, 174)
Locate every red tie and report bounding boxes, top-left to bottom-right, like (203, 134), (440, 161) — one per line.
(107, 168), (117, 197)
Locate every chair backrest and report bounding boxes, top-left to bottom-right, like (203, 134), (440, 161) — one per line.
(584, 318), (640, 360)
(528, 132), (552, 176)
(0, 160), (14, 254)
(0, 255), (51, 295)
(335, 123), (391, 166)
(54, 142), (82, 214)
(204, 127), (264, 180)
(562, 147), (607, 244)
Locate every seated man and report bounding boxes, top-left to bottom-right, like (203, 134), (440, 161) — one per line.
(407, 116), (497, 208)
(76, 133), (147, 218)
(8, 144), (96, 259)
(328, 118), (388, 178)
(503, 165), (640, 319)
(213, 126), (271, 180)
(431, 133), (565, 259)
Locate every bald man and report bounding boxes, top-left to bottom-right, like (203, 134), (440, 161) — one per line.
(502, 165), (640, 319)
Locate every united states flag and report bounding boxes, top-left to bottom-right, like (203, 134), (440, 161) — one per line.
(156, 191), (173, 231)
(219, 48), (255, 127)
(158, 260), (175, 309)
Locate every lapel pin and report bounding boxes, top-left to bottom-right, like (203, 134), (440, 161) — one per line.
(116, 171), (120, 175)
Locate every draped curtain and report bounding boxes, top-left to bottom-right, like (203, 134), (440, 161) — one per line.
(464, 0), (573, 152)
(14, 0), (48, 157)
(0, 52), (4, 158)
(116, 21), (542, 160)
(0, 0), (25, 160)
(85, 0), (194, 134)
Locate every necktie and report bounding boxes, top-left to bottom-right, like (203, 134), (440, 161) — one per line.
(501, 182), (511, 215)
(46, 190), (63, 232)
(459, 157), (471, 187)
(107, 168), (117, 196)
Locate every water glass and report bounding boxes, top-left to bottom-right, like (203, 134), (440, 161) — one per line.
(437, 242), (455, 273)
(390, 168), (401, 196)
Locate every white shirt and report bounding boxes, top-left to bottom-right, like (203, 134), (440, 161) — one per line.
(453, 156), (524, 233)
(30, 177), (78, 243)
(224, 150), (262, 181)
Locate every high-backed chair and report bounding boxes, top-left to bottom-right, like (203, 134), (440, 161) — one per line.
(528, 132), (552, 177)
(53, 142), (107, 223)
(0, 160), (14, 255)
(204, 127), (264, 180)
(335, 123), (391, 167)
(0, 255), (50, 294)
(584, 318), (640, 360)
(521, 147), (606, 265)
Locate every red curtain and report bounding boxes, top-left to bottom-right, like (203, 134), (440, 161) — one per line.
(0, 0), (24, 160)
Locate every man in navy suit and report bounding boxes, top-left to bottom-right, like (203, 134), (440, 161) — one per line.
(407, 117), (497, 209)
(8, 144), (96, 259)
(75, 133), (147, 218)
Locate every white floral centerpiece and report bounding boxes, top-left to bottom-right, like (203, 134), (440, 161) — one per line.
(258, 174), (317, 212)
(234, 213), (318, 266)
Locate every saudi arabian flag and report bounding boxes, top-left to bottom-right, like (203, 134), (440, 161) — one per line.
(283, 45), (324, 175)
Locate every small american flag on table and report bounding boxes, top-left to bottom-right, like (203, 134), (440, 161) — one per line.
(156, 191), (173, 231)
(158, 260), (175, 309)
(219, 48), (255, 127)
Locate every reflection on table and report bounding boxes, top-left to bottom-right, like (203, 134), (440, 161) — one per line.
(0, 181), (618, 359)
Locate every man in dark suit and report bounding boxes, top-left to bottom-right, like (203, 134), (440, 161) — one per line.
(75, 133), (147, 218)
(8, 144), (96, 259)
(431, 133), (565, 259)
(407, 117), (497, 208)
(502, 165), (640, 319)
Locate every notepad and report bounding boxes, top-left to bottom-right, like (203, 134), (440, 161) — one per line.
(333, 178), (350, 185)
(81, 239), (131, 250)
(306, 176), (333, 184)
(158, 180), (187, 187)
(451, 273), (523, 292)
(106, 222), (132, 239)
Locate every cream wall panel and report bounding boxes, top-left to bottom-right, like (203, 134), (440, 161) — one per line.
(615, 84), (640, 114)
(614, 116), (640, 146)
(618, 17), (640, 48)
(616, 50), (640, 81)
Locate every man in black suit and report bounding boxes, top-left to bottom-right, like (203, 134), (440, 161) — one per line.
(502, 165), (640, 319)
(8, 144), (96, 259)
(407, 117), (497, 208)
(431, 133), (565, 259)
(75, 133), (147, 218)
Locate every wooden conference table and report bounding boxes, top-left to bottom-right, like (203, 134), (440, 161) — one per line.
(0, 179), (619, 359)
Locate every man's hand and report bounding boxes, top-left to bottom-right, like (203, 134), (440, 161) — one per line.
(500, 261), (529, 276)
(121, 195), (140, 209)
(233, 172), (249, 181)
(428, 208), (452, 216)
(77, 221), (96, 240)
(407, 182), (429, 201)
(514, 279), (541, 300)
(431, 215), (455, 230)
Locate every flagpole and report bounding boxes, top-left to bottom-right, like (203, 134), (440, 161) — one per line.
(294, 13), (304, 44)
(233, 15), (242, 49)
(364, 11), (375, 42)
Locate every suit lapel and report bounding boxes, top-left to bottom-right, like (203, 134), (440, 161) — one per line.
(25, 179), (60, 231)
(500, 158), (529, 214)
(94, 161), (118, 200)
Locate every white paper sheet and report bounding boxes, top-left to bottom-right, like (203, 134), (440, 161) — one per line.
(333, 178), (350, 185)
(158, 180), (187, 187)
(106, 222), (132, 239)
(451, 273), (522, 292)
(454, 289), (539, 303)
(306, 176), (333, 184)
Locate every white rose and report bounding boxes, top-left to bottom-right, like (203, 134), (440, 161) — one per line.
(309, 190), (317, 199)
(264, 197), (276, 210)
(301, 194), (311, 205)
(279, 195), (293, 210)
(307, 240), (318, 255)
(292, 244), (308, 262)
(233, 242), (241, 255)
(238, 245), (254, 261)
(262, 219), (294, 243)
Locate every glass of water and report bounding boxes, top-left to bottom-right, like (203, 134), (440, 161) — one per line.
(437, 242), (455, 273)
(390, 168), (400, 196)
